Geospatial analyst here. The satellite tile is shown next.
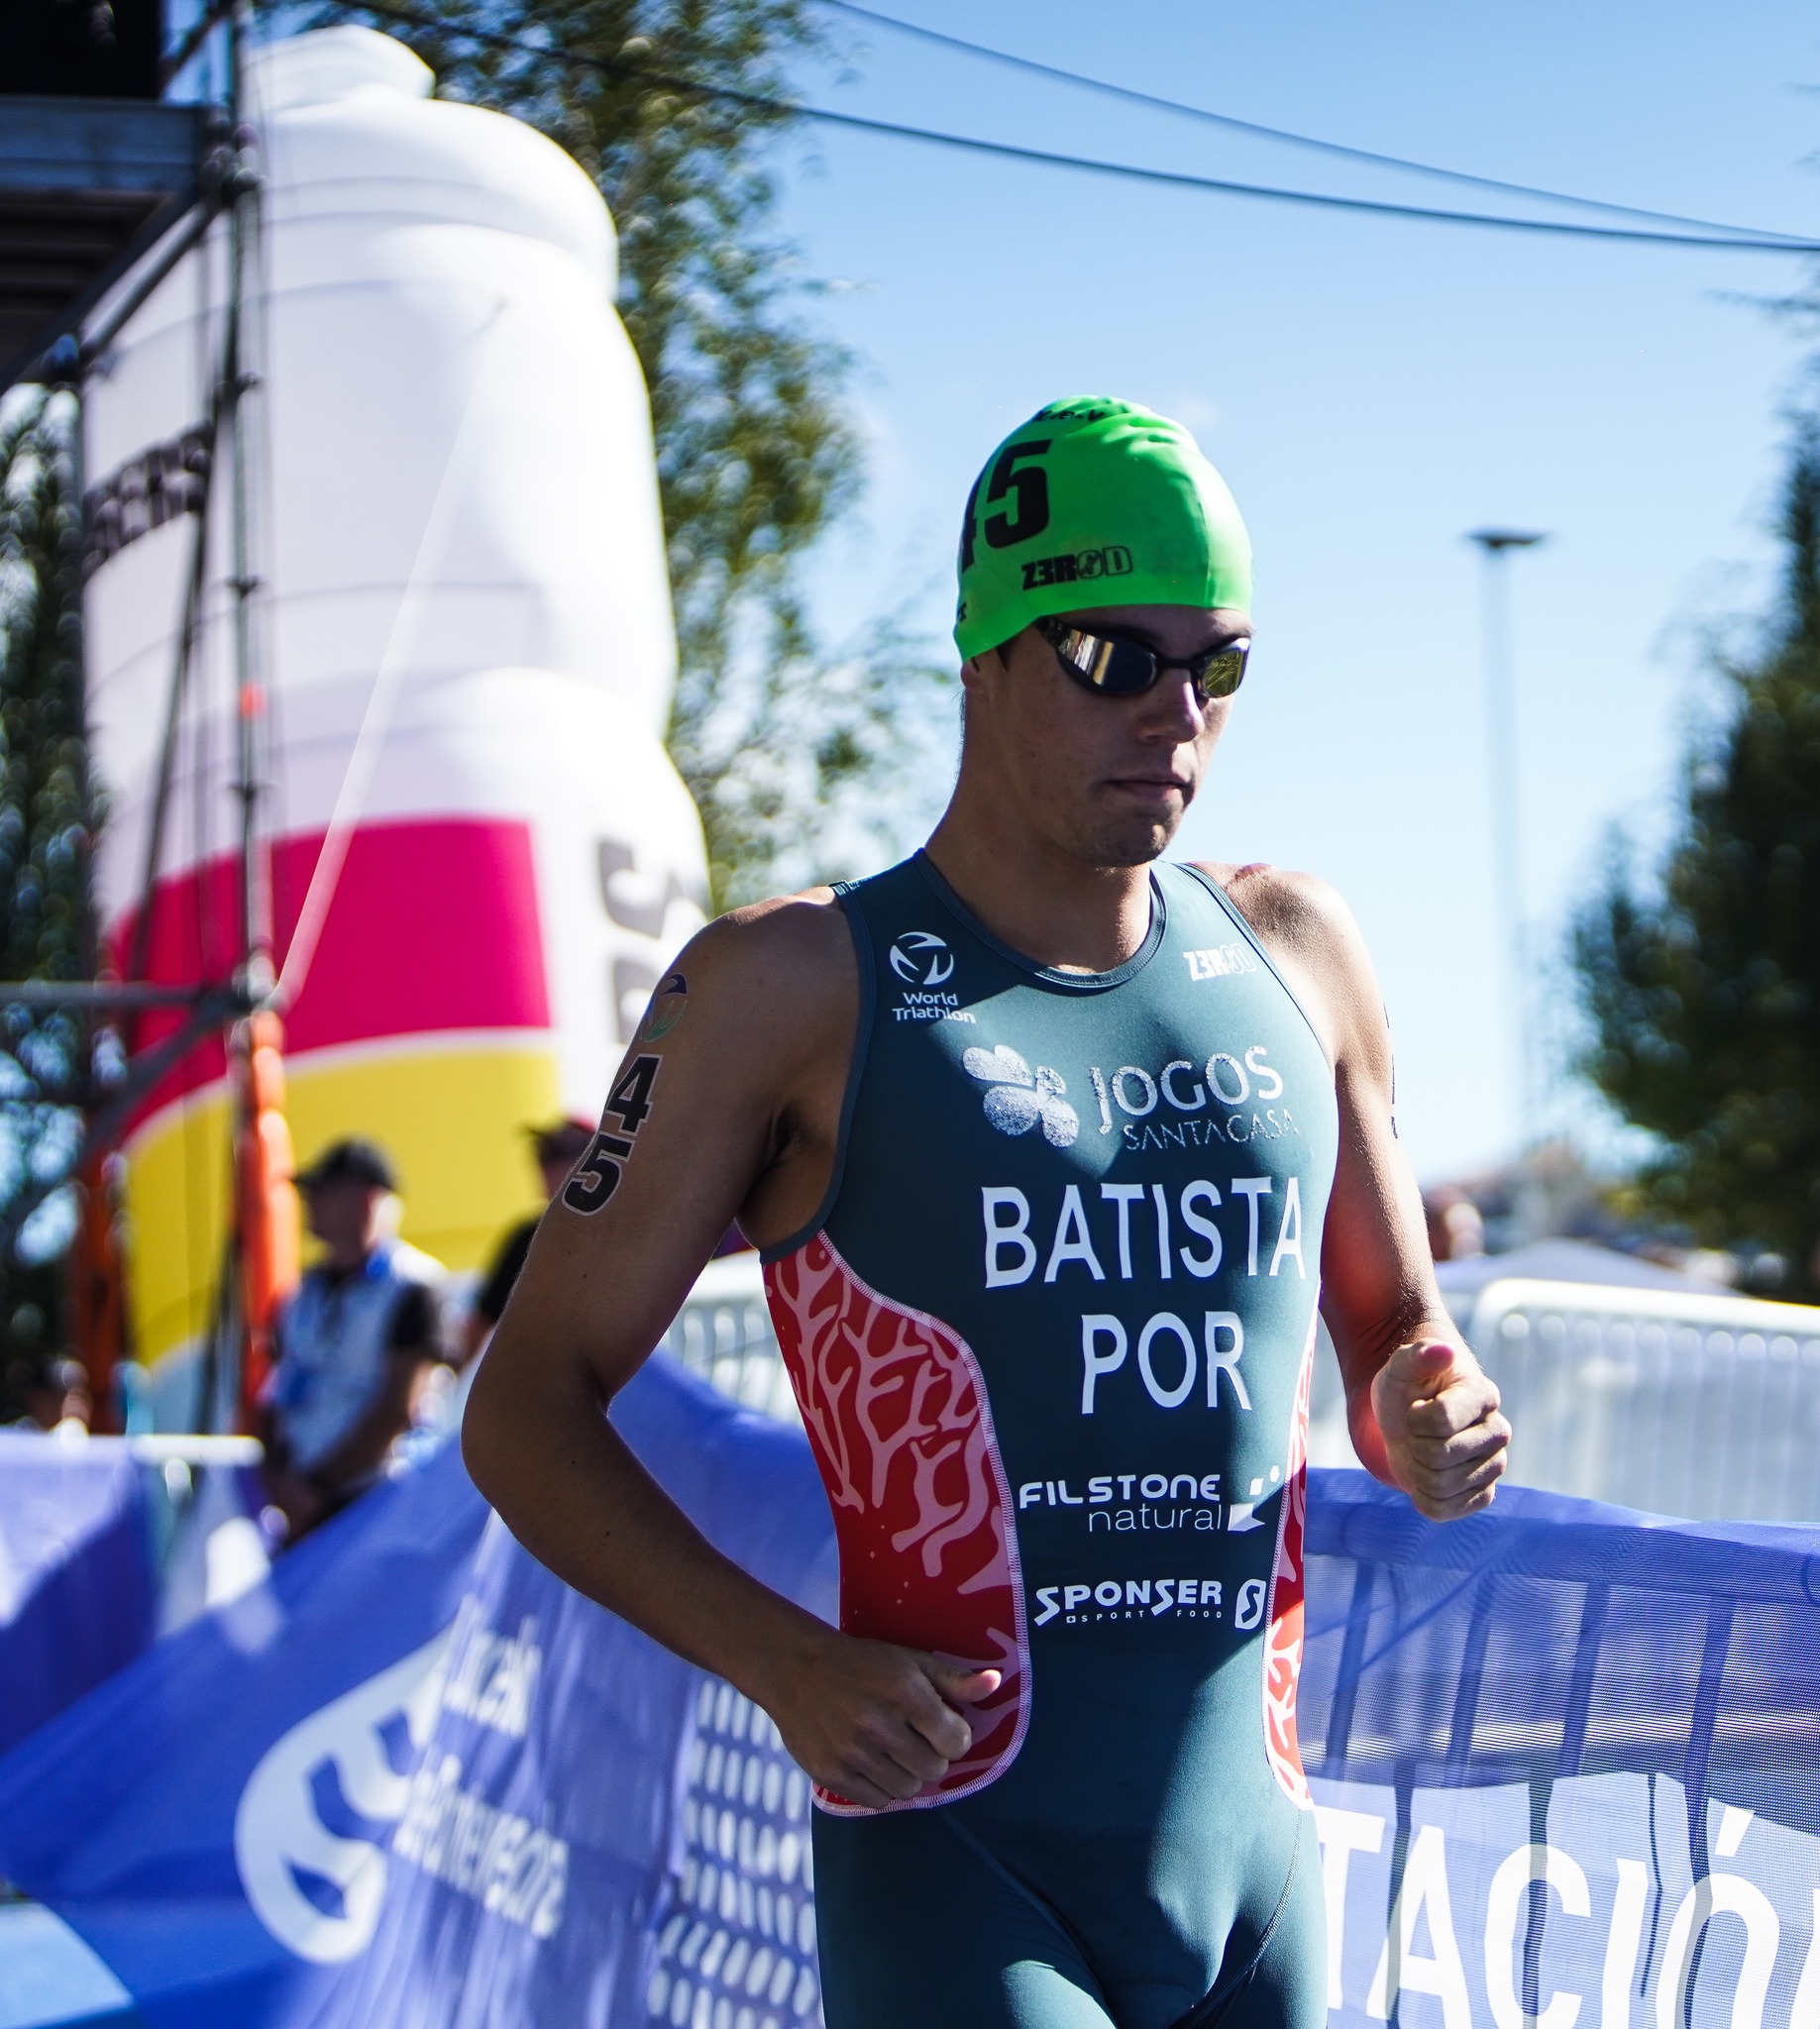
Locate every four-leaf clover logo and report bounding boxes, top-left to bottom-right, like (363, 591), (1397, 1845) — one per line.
(963, 1044), (1079, 1148)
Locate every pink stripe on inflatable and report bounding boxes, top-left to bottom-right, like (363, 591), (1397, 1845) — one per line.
(114, 816), (550, 1122)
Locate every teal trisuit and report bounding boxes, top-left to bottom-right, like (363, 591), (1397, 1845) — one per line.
(762, 853), (1339, 2029)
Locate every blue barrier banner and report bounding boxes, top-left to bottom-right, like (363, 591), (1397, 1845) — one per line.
(0, 1359), (832, 2029)
(0, 1432), (156, 1759)
(4, 1371), (1819, 2029)
(1300, 1474), (1820, 2029)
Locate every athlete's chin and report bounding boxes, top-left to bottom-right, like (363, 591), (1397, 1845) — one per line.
(1074, 808), (1185, 869)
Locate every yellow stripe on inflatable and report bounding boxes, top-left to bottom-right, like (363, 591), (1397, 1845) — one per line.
(128, 1039), (561, 1367)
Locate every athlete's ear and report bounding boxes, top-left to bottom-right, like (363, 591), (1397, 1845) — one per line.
(960, 633), (1020, 694)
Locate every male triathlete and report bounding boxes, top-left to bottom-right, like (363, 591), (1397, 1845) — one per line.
(466, 399), (1511, 2029)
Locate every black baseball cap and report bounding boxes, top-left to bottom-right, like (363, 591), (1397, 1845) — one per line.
(527, 1116), (594, 1162)
(293, 1137), (397, 1194)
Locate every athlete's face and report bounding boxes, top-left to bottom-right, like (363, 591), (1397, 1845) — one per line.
(965, 603), (1250, 869)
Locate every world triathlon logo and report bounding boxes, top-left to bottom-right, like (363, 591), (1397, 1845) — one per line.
(889, 931), (954, 987)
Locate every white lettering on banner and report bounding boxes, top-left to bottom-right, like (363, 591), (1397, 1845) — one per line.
(392, 1751), (569, 1938)
(1486, 1845), (1591, 2029)
(1368, 1825), (1473, 2029)
(982, 1188), (1037, 1287)
(1788, 1892), (1820, 2029)
(1655, 1875), (1780, 2029)
(1597, 1858), (1649, 2029)
(1716, 1805), (1755, 1860)
(440, 1601), (543, 1738)
(1315, 1807), (1386, 2010)
(235, 1630), (451, 1964)
(1308, 1777), (1820, 2029)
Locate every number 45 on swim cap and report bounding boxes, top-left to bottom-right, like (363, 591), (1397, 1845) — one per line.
(954, 397), (1253, 661)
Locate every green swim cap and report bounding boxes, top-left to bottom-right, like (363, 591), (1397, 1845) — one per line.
(953, 397), (1252, 661)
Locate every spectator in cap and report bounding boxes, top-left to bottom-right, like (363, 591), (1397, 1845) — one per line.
(455, 1118), (594, 1371)
(259, 1136), (446, 1541)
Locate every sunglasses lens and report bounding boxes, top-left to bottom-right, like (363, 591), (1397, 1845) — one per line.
(1196, 643), (1248, 700)
(1048, 625), (1157, 695)
(1093, 638), (1161, 695)
(1041, 621), (1247, 701)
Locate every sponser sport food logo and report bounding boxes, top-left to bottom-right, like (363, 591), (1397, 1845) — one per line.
(1032, 1574), (1268, 1628)
(889, 931), (953, 987)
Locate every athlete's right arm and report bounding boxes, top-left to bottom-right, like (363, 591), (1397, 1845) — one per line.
(462, 895), (997, 1809)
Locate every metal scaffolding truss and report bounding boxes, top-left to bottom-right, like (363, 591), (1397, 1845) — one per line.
(0, 93), (215, 391)
(0, 6), (271, 1430)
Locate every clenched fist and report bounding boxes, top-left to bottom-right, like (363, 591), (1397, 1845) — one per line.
(1366, 1339), (1509, 1522)
(755, 1630), (1003, 1811)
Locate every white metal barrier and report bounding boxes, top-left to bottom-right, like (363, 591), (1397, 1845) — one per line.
(661, 1257), (1820, 1525)
(1468, 1276), (1820, 1524)
(662, 1253), (799, 1426)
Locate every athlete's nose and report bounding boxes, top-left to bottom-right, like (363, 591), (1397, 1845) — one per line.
(1140, 671), (1207, 742)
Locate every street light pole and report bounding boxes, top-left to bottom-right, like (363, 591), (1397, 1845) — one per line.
(1468, 528), (1546, 1157)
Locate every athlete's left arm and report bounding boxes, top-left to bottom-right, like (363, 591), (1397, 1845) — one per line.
(1209, 864), (1510, 1522)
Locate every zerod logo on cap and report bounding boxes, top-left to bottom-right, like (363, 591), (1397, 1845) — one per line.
(1020, 546), (1132, 591)
(890, 932), (954, 987)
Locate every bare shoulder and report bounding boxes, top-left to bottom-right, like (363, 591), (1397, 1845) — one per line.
(663, 884), (856, 1052)
(697, 883), (851, 968)
(1193, 861), (1362, 961)
(1190, 860), (1383, 1067)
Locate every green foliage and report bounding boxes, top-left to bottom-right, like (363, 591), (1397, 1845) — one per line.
(0, 385), (98, 1320)
(1574, 428), (1820, 1289)
(671, 608), (956, 907)
(319, 0), (954, 904)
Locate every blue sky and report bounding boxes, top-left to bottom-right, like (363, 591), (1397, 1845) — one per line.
(759, 0), (1820, 1185)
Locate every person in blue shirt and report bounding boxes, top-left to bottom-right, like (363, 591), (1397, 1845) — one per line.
(259, 1137), (445, 1541)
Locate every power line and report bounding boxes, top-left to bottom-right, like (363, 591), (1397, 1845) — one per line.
(348, 3), (1820, 254)
(820, 0), (1813, 249)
